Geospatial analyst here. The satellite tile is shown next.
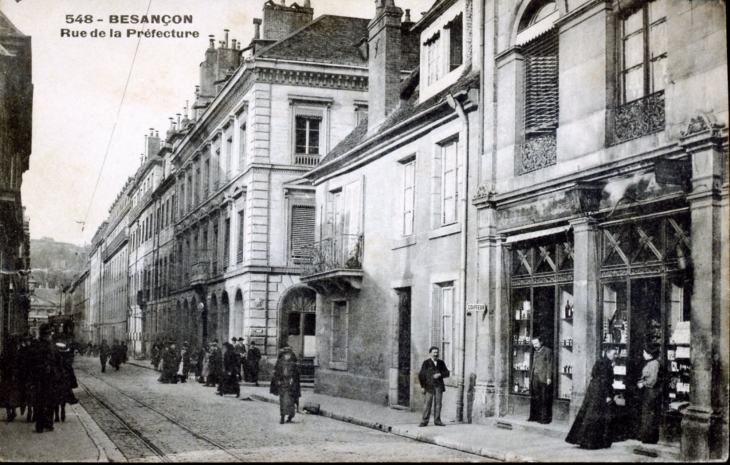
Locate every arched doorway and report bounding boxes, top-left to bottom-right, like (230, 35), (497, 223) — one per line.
(208, 294), (218, 345)
(234, 290), (244, 341)
(280, 286), (317, 381)
(219, 292), (230, 344)
(181, 300), (189, 345)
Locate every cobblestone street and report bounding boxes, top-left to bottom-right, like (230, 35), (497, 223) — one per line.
(74, 357), (492, 462)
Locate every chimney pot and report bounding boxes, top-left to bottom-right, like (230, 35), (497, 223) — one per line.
(209, 35), (215, 49)
(224, 29), (229, 48)
(405, 9), (411, 22)
(253, 18), (262, 40)
(232, 39), (237, 49)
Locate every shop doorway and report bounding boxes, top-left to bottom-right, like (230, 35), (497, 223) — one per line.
(280, 287), (317, 381)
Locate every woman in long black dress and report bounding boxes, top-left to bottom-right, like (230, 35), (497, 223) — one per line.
(270, 345), (301, 424)
(217, 342), (240, 397)
(565, 348), (617, 449)
(637, 345), (662, 444)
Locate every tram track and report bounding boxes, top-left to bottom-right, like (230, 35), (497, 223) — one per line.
(76, 366), (247, 462)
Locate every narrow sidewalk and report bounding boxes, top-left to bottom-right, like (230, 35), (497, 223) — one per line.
(0, 402), (115, 462)
(128, 358), (681, 462)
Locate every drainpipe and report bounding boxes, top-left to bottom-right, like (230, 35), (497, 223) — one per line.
(447, 91), (470, 423)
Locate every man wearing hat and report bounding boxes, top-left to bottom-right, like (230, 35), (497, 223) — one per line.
(99, 339), (110, 373)
(234, 337), (246, 382)
(207, 340), (223, 387)
(30, 324), (59, 433)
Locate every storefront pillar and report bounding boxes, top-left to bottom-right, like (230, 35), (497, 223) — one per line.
(679, 116), (728, 460)
(568, 216), (599, 422)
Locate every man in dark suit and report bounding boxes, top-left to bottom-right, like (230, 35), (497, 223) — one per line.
(418, 346), (450, 427)
(528, 335), (554, 424)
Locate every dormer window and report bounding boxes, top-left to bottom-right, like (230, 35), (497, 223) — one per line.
(446, 13), (463, 72)
(425, 32), (442, 86)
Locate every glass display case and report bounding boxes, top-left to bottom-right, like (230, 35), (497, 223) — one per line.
(558, 285), (574, 400)
(511, 288), (532, 396)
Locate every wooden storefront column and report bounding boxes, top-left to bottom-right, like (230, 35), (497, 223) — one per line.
(568, 216), (599, 423)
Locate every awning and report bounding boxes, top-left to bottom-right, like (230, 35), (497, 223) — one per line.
(504, 224), (571, 244)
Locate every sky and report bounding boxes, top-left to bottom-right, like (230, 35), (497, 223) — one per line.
(1, 0), (425, 246)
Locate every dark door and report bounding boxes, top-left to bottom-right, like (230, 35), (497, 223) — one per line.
(397, 288), (411, 407)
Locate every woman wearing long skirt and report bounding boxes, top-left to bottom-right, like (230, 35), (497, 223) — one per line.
(565, 348), (617, 449)
(270, 346), (301, 424)
(637, 345), (662, 444)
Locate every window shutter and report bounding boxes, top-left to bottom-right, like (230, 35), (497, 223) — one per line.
(431, 285), (442, 349)
(291, 206), (315, 265)
(236, 211), (244, 264)
(523, 29), (559, 133)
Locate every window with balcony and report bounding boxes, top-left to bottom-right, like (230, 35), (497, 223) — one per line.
(613, 0), (666, 144)
(295, 116), (320, 161)
(516, 1), (559, 175)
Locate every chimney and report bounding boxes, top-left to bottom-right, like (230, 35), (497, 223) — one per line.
(404, 9), (411, 23)
(367, 0), (403, 133)
(224, 29), (229, 48)
(253, 18), (262, 39)
(262, 0), (314, 42)
(147, 129), (161, 158)
(232, 39), (237, 49)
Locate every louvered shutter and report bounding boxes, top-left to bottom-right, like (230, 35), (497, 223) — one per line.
(523, 29), (559, 134)
(236, 211), (244, 264)
(291, 206), (315, 265)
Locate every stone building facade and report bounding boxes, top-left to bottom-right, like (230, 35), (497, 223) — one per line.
(470, 0), (727, 459)
(0, 10), (32, 352)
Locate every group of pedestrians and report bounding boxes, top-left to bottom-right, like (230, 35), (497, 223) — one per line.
(98, 339), (128, 373)
(149, 338), (263, 397)
(0, 324), (79, 433)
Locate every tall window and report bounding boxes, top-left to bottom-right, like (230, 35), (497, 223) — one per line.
(402, 159), (415, 236)
(238, 124), (246, 169)
(426, 32), (442, 85)
(620, 1), (666, 103)
(290, 205), (315, 264)
(203, 159), (209, 199)
(447, 13), (463, 71)
(432, 282), (455, 368)
(331, 301), (348, 366)
(295, 116), (321, 155)
(223, 218), (231, 268)
(236, 210), (244, 264)
(441, 141), (458, 225)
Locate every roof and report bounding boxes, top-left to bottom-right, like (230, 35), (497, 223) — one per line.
(257, 15), (370, 66)
(320, 68), (480, 166)
(0, 10), (26, 38)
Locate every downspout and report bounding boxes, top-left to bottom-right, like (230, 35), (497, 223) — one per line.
(447, 92), (470, 423)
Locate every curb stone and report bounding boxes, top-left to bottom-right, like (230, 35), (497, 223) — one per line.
(73, 402), (127, 462)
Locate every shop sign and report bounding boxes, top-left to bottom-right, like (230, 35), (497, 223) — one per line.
(497, 190), (573, 230)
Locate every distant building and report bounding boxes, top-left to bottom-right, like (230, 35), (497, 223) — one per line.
(0, 9), (32, 351)
(28, 287), (61, 338)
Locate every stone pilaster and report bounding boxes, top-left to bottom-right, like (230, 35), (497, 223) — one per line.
(568, 216), (599, 422)
(678, 114), (728, 461)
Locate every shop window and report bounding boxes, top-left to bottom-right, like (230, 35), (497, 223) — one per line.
(599, 213), (691, 443)
(509, 232), (574, 405)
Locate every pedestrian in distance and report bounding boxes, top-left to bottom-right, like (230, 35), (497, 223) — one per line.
(418, 346), (450, 427)
(637, 344), (662, 444)
(18, 336), (35, 422)
(217, 342), (240, 397)
(233, 337), (244, 382)
(30, 324), (60, 433)
(151, 342), (162, 371)
(565, 347), (618, 449)
(237, 337), (247, 382)
(246, 341), (262, 386)
(207, 340), (223, 388)
(159, 341), (180, 384)
(99, 339), (110, 373)
(53, 342), (79, 423)
(527, 335), (553, 424)
(177, 342), (191, 383)
(121, 341), (129, 364)
(270, 345), (301, 424)
(110, 340), (123, 371)
(0, 335), (21, 422)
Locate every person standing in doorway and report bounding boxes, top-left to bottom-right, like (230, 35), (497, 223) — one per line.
(528, 335), (554, 424)
(418, 346), (450, 427)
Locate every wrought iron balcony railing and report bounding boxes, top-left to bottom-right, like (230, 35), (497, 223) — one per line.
(300, 234), (363, 277)
(611, 90), (665, 145)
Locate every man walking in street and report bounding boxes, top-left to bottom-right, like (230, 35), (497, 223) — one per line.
(246, 341), (262, 386)
(99, 340), (110, 373)
(528, 335), (553, 424)
(418, 346), (450, 427)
